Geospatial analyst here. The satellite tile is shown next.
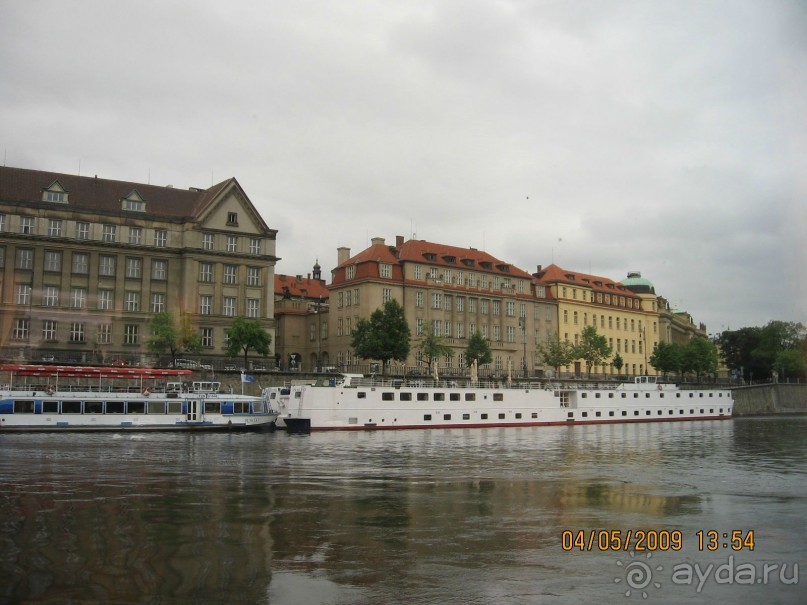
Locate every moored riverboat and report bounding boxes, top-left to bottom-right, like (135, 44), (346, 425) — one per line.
(0, 364), (277, 432)
(267, 374), (732, 432)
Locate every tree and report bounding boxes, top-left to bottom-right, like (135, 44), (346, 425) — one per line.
(718, 321), (807, 382)
(226, 317), (272, 369)
(574, 325), (612, 378)
(683, 337), (718, 381)
(146, 312), (201, 366)
(612, 353), (624, 374)
(773, 349), (807, 381)
(417, 325), (454, 373)
(465, 331), (492, 368)
(351, 299), (411, 374)
(536, 336), (576, 375)
(649, 341), (681, 379)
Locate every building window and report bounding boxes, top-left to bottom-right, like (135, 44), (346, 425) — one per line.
(75, 222), (89, 240)
(125, 291), (140, 312)
(122, 198), (145, 212)
(15, 284), (31, 305)
(99, 255), (116, 277)
(506, 301), (515, 317)
(226, 235), (238, 252)
(247, 267), (261, 286)
(44, 250), (62, 272)
(16, 248), (34, 270)
(382, 288), (392, 303)
(98, 289), (113, 310)
(97, 324), (112, 344)
(151, 259), (167, 280)
(249, 238), (261, 254)
(151, 292), (165, 313)
(380, 263), (392, 278)
(70, 323), (85, 343)
(13, 318), (29, 340)
(199, 262), (213, 282)
(224, 264), (238, 284)
(492, 301), (500, 316)
(0, 215), (4, 232)
(199, 295), (212, 315)
(202, 233), (214, 250)
(507, 326), (516, 343)
(48, 219), (63, 237)
(415, 291), (424, 308)
(227, 212), (238, 225)
(432, 293), (442, 309)
(72, 252), (89, 274)
(223, 296), (236, 317)
(247, 298), (259, 318)
(43, 286), (59, 307)
(42, 320), (57, 341)
(201, 328), (213, 348)
(20, 216), (35, 234)
(125, 257), (142, 279)
(129, 227), (143, 245)
(70, 287), (87, 309)
(124, 324), (139, 345)
(154, 229), (167, 247)
(102, 224), (117, 242)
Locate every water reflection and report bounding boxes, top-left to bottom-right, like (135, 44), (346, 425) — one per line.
(1, 419), (805, 604)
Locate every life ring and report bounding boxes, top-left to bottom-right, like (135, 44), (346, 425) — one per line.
(46, 385), (55, 396)
(142, 388), (151, 397)
(657, 384), (662, 391)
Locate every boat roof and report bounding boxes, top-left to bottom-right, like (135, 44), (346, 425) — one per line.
(0, 364), (193, 379)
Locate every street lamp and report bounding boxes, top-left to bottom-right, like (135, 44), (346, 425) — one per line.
(519, 316), (527, 378)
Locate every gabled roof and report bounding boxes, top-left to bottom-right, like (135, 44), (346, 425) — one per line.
(0, 165), (233, 221)
(534, 264), (639, 298)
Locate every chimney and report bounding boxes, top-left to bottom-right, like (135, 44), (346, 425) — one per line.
(396, 235), (404, 247)
(337, 246), (351, 266)
(371, 237), (385, 246)
(536, 265), (542, 273)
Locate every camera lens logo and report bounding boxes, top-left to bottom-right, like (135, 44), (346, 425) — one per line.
(615, 552), (663, 598)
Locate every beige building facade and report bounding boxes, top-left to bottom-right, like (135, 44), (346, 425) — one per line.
(0, 166), (277, 365)
(329, 236), (557, 376)
(273, 264), (330, 372)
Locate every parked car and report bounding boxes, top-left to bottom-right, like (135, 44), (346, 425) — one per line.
(199, 362), (213, 371)
(224, 364), (237, 371)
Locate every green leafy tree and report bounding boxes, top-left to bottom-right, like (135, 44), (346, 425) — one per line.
(226, 317), (272, 369)
(612, 353), (624, 374)
(537, 336), (576, 375)
(465, 331), (493, 368)
(146, 312), (201, 366)
(649, 341), (682, 379)
(417, 325), (454, 372)
(574, 325), (612, 378)
(683, 337), (718, 380)
(351, 299), (411, 374)
(773, 349), (807, 381)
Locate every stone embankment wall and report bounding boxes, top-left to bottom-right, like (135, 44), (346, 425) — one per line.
(731, 384), (807, 416)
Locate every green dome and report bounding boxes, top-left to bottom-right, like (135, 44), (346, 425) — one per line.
(621, 271), (655, 294)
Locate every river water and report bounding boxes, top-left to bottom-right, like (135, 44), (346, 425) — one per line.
(1, 417), (805, 605)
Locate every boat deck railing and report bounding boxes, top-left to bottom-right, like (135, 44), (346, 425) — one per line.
(300, 376), (628, 392)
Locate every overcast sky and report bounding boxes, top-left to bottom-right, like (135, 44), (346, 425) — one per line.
(2, 0), (804, 333)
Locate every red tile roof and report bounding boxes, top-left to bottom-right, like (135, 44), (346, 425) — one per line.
(338, 237), (534, 279)
(275, 274), (329, 299)
(534, 264), (639, 299)
(0, 165), (230, 221)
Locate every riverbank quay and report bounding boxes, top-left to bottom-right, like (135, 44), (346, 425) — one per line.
(731, 383), (807, 416)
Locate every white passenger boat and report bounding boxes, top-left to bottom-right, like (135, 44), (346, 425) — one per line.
(0, 365), (278, 432)
(267, 374), (732, 433)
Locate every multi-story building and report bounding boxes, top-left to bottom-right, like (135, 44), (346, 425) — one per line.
(0, 166), (278, 364)
(534, 264), (658, 377)
(329, 236), (556, 376)
(274, 262), (330, 371)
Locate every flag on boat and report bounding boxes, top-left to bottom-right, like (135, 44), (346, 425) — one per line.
(241, 373), (257, 383)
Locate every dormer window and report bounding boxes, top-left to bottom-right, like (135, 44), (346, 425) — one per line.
(227, 212), (238, 225)
(42, 181), (68, 203)
(122, 191), (146, 212)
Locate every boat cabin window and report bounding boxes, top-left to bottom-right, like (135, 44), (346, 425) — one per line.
(450, 393), (460, 401)
(465, 393), (476, 401)
(13, 400), (35, 413)
(417, 393), (429, 401)
(149, 401), (166, 414)
(382, 392), (394, 401)
(128, 401), (146, 414)
(400, 392), (412, 401)
(63, 401), (82, 413)
(434, 393), (445, 401)
(166, 382), (183, 394)
(493, 393), (504, 401)
(85, 401), (103, 414)
(106, 401), (124, 414)
(167, 401), (183, 414)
